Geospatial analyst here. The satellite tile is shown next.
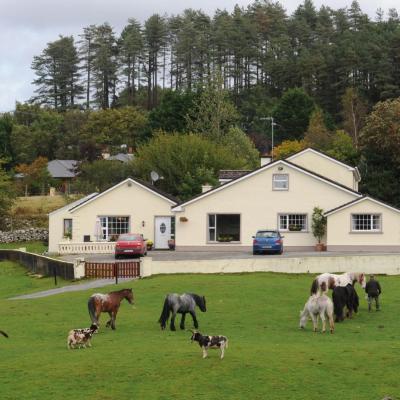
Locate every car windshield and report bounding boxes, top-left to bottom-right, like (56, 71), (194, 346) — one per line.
(118, 234), (142, 241)
(256, 231), (279, 238)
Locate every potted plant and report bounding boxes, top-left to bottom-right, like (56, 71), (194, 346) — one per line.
(312, 207), (327, 251)
(289, 224), (302, 232)
(179, 216), (188, 222)
(168, 239), (175, 250)
(146, 239), (154, 251)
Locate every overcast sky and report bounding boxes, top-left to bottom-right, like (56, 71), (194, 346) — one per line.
(0, 0), (398, 111)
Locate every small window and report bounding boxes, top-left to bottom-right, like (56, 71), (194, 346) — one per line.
(273, 174), (289, 190)
(351, 214), (381, 232)
(279, 214), (307, 231)
(63, 219), (72, 239)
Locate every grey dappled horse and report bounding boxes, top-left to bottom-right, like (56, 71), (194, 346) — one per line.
(158, 293), (207, 331)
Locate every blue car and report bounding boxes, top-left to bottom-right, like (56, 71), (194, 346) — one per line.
(252, 230), (284, 255)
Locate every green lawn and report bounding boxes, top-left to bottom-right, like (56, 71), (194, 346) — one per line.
(0, 241), (47, 254)
(0, 263), (398, 400)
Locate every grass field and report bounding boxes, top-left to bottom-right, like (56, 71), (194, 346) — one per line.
(0, 241), (48, 254)
(0, 262), (399, 400)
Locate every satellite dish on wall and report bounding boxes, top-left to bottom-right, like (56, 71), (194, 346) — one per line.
(150, 171), (159, 184)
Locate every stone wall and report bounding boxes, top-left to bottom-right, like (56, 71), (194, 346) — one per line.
(0, 228), (48, 243)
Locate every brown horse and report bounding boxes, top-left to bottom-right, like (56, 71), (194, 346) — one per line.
(88, 288), (134, 330)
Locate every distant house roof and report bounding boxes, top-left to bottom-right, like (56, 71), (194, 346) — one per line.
(218, 170), (250, 180)
(106, 153), (134, 163)
(47, 160), (78, 179)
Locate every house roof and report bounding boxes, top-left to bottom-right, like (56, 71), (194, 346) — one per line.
(47, 160), (78, 178)
(286, 147), (356, 171)
(48, 193), (98, 216)
(324, 196), (400, 216)
(106, 153), (134, 163)
(218, 170), (250, 180)
(68, 177), (178, 213)
(172, 158), (362, 211)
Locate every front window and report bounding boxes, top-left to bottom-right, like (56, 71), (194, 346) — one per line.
(351, 214), (381, 232)
(63, 219), (72, 239)
(208, 214), (240, 242)
(99, 216), (130, 241)
(279, 214), (307, 231)
(273, 174), (289, 190)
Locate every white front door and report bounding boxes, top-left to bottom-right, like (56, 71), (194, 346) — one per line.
(155, 217), (172, 249)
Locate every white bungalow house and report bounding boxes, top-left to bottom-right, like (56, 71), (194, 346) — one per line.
(48, 178), (177, 254)
(48, 148), (400, 254)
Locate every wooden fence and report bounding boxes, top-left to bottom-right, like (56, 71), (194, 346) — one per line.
(0, 249), (75, 280)
(84, 261), (141, 279)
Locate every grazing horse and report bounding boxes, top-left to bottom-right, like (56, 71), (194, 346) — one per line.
(88, 288), (134, 330)
(158, 293), (206, 331)
(300, 283), (334, 333)
(332, 284), (359, 322)
(0, 330), (8, 338)
(310, 272), (366, 295)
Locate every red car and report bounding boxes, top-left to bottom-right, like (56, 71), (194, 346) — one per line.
(115, 234), (147, 259)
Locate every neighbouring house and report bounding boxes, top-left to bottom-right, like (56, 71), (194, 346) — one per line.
(47, 160), (79, 193)
(105, 153), (134, 163)
(171, 148), (400, 252)
(49, 147), (400, 254)
(48, 178), (177, 253)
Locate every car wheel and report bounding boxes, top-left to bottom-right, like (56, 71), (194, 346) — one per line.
(278, 249), (283, 255)
(115, 254), (119, 260)
(253, 250), (258, 255)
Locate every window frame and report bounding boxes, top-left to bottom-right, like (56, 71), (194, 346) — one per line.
(63, 219), (73, 239)
(350, 213), (382, 233)
(98, 216), (130, 241)
(278, 213), (308, 232)
(272, 173), (289, 191)
(207, 213), (241, 243)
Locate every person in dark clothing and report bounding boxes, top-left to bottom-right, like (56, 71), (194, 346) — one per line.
(365, 275), (382, 311)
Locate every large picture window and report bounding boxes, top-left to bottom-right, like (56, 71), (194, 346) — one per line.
(208, 214), (240, 242)
(351, 214), (381, 232)
(99, 216), (130, 240)
(279, 214), (307, 231)
(273, 174), (289, 190)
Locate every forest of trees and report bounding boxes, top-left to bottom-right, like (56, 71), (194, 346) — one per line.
(1, 0), (400, 208)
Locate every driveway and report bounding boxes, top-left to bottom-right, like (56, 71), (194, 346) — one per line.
(59, 249), (400, 263)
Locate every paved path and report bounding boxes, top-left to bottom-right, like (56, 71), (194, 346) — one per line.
(9, 278), (135, 300)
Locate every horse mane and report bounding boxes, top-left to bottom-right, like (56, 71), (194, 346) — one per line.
(188, 293), (205, 308)
(110, 288), (132, 295)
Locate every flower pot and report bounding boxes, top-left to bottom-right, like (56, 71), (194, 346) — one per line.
(168, 239), (175, 250)
(315, 243), (326, 252)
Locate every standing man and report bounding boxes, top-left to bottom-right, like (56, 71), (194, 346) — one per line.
(365, 275), (382, 312)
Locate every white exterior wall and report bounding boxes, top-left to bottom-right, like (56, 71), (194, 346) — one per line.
(48, 208), (72, 253)
(174, 163), (359, 250)
(327, 199), (400, 250)
(71, 181), (174, 244)
(289, 150), (357, 190)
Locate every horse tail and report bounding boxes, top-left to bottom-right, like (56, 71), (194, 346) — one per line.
(310, 279), (319, 295)
(158, 297), (170, 330)
(332, 289), (342, 321)
(88, 296), (98, 325)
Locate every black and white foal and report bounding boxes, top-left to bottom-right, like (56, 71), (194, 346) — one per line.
(190, 331), (229, 359)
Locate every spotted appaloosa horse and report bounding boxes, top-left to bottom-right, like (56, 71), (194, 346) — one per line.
(88, 288), (134, 330)
(310, 272), (366, 295)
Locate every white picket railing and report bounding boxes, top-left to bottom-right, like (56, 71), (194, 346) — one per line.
(58, 241), (116, 255)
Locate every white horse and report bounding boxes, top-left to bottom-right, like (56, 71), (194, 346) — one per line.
(310, 272), (366, 295)
(299, 287), (335, 333)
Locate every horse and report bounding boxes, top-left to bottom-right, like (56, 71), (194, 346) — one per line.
(310, 272), (366, 295)
(88, 288), (134, 330)
(158, 293), (207, 331)
(299, 283), (334, 333)
(332, 284), (359, 322)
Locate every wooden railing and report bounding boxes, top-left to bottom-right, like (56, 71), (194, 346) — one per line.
(58, 242), (116, 255)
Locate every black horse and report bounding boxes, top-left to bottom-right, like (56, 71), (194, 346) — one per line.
(332, 284), (359, 322)
(158, 293), (207, 331)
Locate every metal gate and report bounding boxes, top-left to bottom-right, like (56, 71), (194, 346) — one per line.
(84, 261), (141, 279)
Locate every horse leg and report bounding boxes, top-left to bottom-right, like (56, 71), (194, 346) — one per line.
(329, 315), (334, 334)
(111, 309), (118, 330)
(180, 313), (186, 330)
(202, 347), (208, 359)
(170, 311), (177, 331)
(320, 312), (326, 333)
(106, 312), (112, 328)
(190, 311), (199, 329)
(220, 343), (225, 359)
(310, 314), (317, 332)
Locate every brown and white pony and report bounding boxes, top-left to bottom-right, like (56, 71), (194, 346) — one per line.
(88, 288), (134, 330)
(310, 272), (366, 295)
